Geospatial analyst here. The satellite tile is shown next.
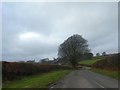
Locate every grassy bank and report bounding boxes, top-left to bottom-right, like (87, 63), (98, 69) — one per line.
(79, 56), (105, 65)
(91, 68), (120, 80)
(3, 70), (72, 88)
(79, 59), (102, 65)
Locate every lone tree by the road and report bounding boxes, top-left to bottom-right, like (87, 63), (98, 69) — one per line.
(58, 34), (90, 68)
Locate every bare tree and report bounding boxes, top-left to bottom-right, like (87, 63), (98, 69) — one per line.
(58, 34), (90, 68)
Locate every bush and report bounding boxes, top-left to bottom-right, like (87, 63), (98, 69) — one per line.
(2, 62), (71, 82)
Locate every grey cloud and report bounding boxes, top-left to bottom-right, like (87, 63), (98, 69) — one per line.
(2, 2), (118, 61)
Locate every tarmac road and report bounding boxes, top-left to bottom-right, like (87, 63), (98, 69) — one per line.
(49, 70), (119, 88)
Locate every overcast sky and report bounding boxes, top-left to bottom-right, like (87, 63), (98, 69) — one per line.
(2, 2), (118, 61)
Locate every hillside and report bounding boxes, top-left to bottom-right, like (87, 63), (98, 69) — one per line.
(92, 54), (119, 70)
(79, 56), (105, 65)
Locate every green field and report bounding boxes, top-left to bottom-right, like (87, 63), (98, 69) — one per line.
(79, 59), (102, 65)
(91, 68), (120, 80)
(3, 70), (72, 88)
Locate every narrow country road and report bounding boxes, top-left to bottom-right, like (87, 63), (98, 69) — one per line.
(49, 70), (118, 88)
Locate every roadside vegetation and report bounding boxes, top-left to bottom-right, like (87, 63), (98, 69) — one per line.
(2, 61), (72, 88)
(2, 62), (71, 83)
(91, 68), (119, 80)
(92, 54), (119, 79)
(79, 56), (105, 65)
(79, 54), (119, 79)
(92, 54), (119, 71)
(3, 70), (72, 88)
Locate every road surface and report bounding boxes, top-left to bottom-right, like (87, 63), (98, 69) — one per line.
(49, 70), (119, 88)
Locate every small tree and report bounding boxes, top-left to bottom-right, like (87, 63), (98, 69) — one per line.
(96, 53), (100, 56)
(102, 52), (106, 56)
(85, 53), (93, 59)
(58, 34), (90, 68)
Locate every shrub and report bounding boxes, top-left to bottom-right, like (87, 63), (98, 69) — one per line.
(2, 62), (71, 82)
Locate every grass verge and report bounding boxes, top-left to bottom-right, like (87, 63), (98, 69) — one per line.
(3, 70), (72, 88)
(91, 68), (120, 80)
